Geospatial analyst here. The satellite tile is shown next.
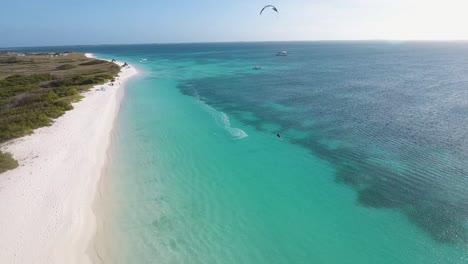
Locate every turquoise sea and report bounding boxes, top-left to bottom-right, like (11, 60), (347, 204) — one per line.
(20, 42), (468, 263)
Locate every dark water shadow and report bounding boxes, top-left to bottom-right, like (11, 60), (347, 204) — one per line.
(177, 74), (468, 245)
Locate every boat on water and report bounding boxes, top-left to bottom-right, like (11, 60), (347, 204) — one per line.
(276, 51), (288, 56)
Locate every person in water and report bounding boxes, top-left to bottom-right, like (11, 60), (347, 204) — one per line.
(277, 133), (282, 140)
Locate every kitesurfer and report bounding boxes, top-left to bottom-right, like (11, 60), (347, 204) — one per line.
(260, 5), (278, 15)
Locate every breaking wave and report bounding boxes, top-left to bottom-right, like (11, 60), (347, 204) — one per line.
(199, 100), (248, 140)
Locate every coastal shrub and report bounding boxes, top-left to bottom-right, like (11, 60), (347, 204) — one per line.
(15, 94), (47, 106)
(68, 95), (83, 103)
(79, 60), (106, 66)
(0, 84), (36, 99)
(0, 122), (33, 142)
(0, 108), (59, 141)
(110, 64), (120, 71)
(45, 91), (59, 102)
(53, 100), (73, 111)
(66, 88), (78, 96)
(0, 73), (56, 98)
(0, 52), (120, 172)
(3, 73), (55, 84)
(0, 57), (18, 64)
(47, 80), (66, 87)
(0, 152), (18, 174)
(56, 64), (77, 70)
(42, 106), (64, 119)
(0, 89), (74, 141)
(54, 86), (78, 97)
(48, 74), (114, 87)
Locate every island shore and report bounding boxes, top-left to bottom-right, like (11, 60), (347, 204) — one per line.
(0, 54), (137, 264)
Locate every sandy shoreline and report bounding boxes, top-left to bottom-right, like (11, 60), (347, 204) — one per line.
(0, 54), (137, 264)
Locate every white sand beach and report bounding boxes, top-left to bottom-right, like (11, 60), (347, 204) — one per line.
(0, 54), (137, 264)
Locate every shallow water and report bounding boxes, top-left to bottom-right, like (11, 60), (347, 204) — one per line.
(21, 42), (468, 263)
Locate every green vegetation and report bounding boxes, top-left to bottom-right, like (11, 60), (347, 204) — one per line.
(0, 152), (18, 174)
(0, 57), (18, 64)
(0, 52), (120, 174)
(79, 60), (107, 66)
(56, 64), (77, 70)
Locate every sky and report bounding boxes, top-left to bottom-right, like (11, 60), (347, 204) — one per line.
(2, 0), (468, 47)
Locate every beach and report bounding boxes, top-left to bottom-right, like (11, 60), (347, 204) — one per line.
(0, 54), (137, 264)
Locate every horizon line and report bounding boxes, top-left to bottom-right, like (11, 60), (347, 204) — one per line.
(3, 39), (468, 49)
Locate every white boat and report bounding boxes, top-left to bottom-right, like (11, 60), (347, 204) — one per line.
(276, 51), (288, 56)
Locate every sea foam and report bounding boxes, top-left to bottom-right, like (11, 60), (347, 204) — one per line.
(200, 100), (248, 140)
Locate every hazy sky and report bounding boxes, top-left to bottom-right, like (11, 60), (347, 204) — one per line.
(2, 0), (468, 47)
